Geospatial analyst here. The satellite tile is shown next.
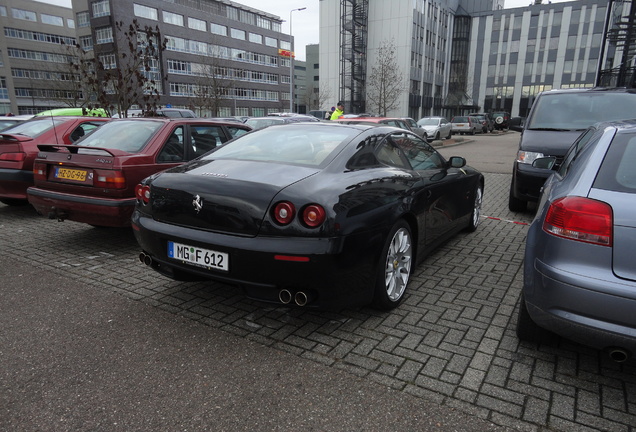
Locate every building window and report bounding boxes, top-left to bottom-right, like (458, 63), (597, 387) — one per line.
(227, 6), (239, 21)
(211, 23), (227, 36)
(95, 26), (113, 44)
(280, 40), (290, 50)
(80, 35), (93, 50)
(67, 18), (75, 28)
(41, 14), (64, 26)
(249, 33), (262, 44)
(99, 53), (117, 69)
(257, 16), (271, 30)
(188, 17), (206, 31)
(0, 6), (6, 17)
(76, 11), (90, 27)
(12, 8), (37, 21)
(0, 78), (8, 100)
(92, 0), (110, 18)
(231, 28), (246, 40)
(163, 11), (184, 26)
(265, 37), (277, 47)
(133, 4), (158, 21)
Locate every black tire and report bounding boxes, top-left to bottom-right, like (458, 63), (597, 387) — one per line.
(516, 293), (556, 343)
(435, 132), (440, 140)
(372, 220), (413, 310)
(508, 183), (527, 212)
(446, 130), (452, 139)
(470, 128), (475, 135)
(465, 185), (483, 232)
(0, 198), (28, 206)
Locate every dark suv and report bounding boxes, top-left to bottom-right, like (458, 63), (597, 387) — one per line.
(508, 87), (636, 212)
(490, 112), (511, 130)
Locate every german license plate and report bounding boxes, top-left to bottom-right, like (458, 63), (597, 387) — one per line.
(54, 167), (88, 182)
(167, 241), (229, 271)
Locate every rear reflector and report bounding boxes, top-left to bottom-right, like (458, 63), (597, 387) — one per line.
(274, 255), (310, 262)
(543, 196), (612, 246)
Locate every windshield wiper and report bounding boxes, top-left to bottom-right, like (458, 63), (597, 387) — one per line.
(528, 127), (576, 132)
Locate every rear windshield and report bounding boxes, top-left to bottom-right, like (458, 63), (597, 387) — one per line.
(452, 117), (468, 123)
(77, 120), (163, 152)
(0, 117), (65, 138)
(594, 132), (636, 193)
(418, 118), (441, 126)
(528, 92), (636, 131)
(245, 118), (285, 129)
(202, 124), (358, 167)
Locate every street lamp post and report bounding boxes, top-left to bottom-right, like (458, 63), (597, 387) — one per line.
(289, 7), (306, 113)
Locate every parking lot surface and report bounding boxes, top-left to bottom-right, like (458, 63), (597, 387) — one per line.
(1, 136), (635, 431)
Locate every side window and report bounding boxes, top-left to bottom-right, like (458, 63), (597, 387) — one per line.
(376, 135), (411, 169)
(192, 125), (224, 157)
(394, 134), (445, 170)
(158, 125), (186, 162)
(70, 121), (103, 142)
(227, 126), (249, 138)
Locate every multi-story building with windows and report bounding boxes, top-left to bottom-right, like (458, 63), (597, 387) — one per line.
(1, 0), (298, 116)
(0, 0), (77, 115)
(319, 0), (617, 119)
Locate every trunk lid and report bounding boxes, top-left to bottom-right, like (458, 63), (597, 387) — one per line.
(149, 159), (319, 236)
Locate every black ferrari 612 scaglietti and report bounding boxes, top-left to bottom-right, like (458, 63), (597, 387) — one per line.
(133, 122), (484, 311)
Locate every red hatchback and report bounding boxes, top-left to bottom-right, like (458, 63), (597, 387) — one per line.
(27, 117), (251, 227)
(0, 116), (110, 205)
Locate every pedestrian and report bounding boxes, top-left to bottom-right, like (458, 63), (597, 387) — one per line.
(330, 101), (344, 120)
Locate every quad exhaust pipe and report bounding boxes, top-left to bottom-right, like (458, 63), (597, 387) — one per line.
(278, 289), (314, 306)
(139, 252), (153, 266)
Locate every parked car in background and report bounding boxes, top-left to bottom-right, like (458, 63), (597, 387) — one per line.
(246, 115), (320, 130)
(132, 122), (483, 311)
(468, 113), (494, 133)
(508, 87), (636, 211)
(35, 108), (109, 117)
(0, 115), (34, 131)
(111, 108), (197, 118)
(417, 116), (452, 141)
(517, 119), (636, 362)
(333, 117), (415, 134)
(450, 116), (480, 135)
(400, 117), (426, 138)
(0, 116), (110, 206)
(490, 112), (511, 130)
(27, 118), (250, 227)
(308, 110), (330, 120)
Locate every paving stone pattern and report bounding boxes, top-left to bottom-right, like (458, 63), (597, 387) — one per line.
(1, 172), (635, 431)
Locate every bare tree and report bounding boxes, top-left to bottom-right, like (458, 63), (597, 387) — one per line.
(366, 39), (405, 116)
(188, 53), (236, 117)
(302, 80), (332, 111)
(90, 20), (167, 117)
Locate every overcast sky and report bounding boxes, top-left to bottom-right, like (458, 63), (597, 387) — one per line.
(37, 0), (577, 61)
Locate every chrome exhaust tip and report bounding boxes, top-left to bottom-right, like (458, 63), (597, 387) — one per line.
(609, 348), (630, 363)
(279, 289), (292, 304)
(139, 252), (152, 266)
(294, 291), (308, 306)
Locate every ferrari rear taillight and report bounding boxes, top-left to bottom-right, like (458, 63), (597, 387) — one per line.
(0, 152), (25, 162)
(94, 169), (126, 189)
(33, 162), (47, 180)
(273, 201), (296, 225)
(302, 204), (326, 227)
(135, 184), (151, 204)
(272, 201), (326, 228)
(543, 196), (612, 246)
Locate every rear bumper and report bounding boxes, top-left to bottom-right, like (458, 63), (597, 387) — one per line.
(0, 168), (32, 200)
(132, 210), (383, 310)
(525, 256), (636, 354)
(27, 187), (135, 227)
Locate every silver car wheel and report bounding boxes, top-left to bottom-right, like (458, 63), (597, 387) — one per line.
(384, 227), (413, 301)
(473, 186), (482, 227)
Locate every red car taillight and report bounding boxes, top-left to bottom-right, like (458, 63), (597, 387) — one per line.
(93, 169), (126, 189)
(135, 184), (151, 204)
(302, 204), (326, 227)
(0, 152), (26, 162)
(543, 196), (612, 246)
(33, 162), (47, 181)
(273, 201), (296, 225)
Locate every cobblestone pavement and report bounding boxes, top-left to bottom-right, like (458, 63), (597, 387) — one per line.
(1, 171), (635, 432)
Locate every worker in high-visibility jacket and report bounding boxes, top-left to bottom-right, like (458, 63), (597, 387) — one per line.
(330, 101), (344, 120)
